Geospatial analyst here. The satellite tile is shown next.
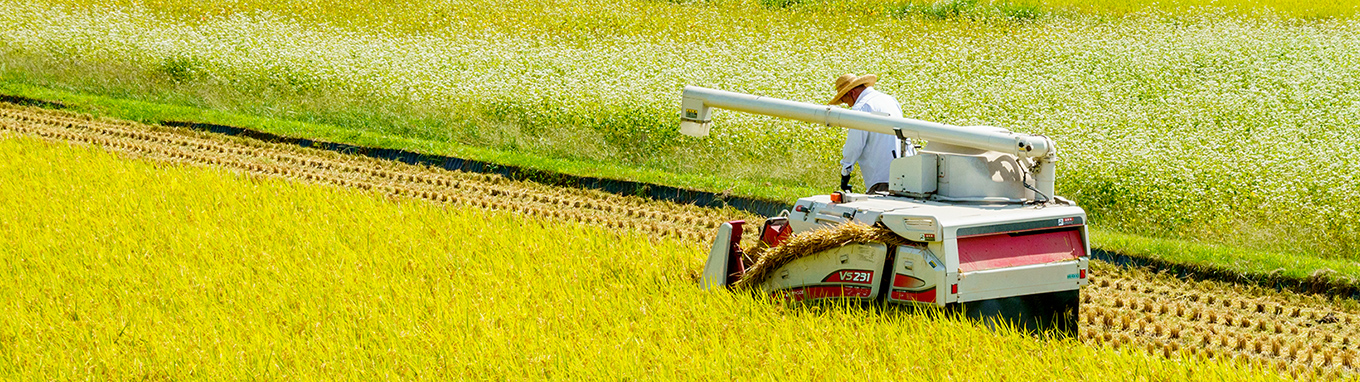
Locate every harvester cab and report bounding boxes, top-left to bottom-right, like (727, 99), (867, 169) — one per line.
(682, 86), (1089, 333)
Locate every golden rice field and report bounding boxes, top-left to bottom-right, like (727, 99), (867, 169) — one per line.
(2, 103), (1358, 379)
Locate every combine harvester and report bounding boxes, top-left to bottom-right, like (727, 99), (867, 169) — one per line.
(682, 86), (1089, 333)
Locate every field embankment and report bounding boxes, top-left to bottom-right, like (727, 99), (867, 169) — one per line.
(1, 0), (1358, 264)
(2, 104), (1358, 378)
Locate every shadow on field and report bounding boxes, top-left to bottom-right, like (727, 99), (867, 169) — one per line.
(732, 288), (1080, 340)
(953, 290), (1079, 338)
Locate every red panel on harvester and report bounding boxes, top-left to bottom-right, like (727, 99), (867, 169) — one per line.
(891, 288), (936, 303)
(892, 274), (926, 289)
(957, 228), (1084, 273)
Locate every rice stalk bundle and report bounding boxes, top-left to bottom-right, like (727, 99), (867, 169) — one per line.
(732, 222), (911, 289)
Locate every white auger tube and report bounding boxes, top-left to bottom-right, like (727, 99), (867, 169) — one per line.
(679, 86), (1055, 159)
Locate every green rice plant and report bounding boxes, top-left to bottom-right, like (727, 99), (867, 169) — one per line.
(0, 0), (1357, 264)
(0, 135), (1290, 379)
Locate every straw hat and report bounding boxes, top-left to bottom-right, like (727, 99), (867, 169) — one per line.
(827, 73), (878, 105)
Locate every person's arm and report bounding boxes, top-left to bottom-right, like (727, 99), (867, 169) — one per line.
(840, 129), (868, 191)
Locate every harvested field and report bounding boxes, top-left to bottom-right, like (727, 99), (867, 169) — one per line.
(0, 103), (761, 246)
(1, 102), (1356, 378)
(1082, 262), (1360, 379)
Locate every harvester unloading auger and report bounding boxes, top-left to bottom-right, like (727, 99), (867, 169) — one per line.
(681, 86), (1089, 333)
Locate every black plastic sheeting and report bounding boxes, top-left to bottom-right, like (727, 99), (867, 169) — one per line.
(161, 121), (795, 218)
(0, 95), (64, 109)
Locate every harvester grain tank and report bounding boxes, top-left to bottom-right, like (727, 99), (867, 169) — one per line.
(682, 86), (1089, 331)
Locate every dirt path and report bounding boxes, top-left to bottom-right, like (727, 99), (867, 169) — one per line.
(1, 103), (1355, 378)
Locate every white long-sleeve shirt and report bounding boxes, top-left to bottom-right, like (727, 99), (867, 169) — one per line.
(840, 87), (914, 190)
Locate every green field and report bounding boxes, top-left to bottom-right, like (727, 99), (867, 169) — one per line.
(1, 0), (1357, 277)
(0, 136), (1292, 379)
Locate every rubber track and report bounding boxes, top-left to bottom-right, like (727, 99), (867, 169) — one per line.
(2, 103), (1355, 378)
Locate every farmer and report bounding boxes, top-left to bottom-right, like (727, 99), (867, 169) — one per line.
(829, 73), (913, 193)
